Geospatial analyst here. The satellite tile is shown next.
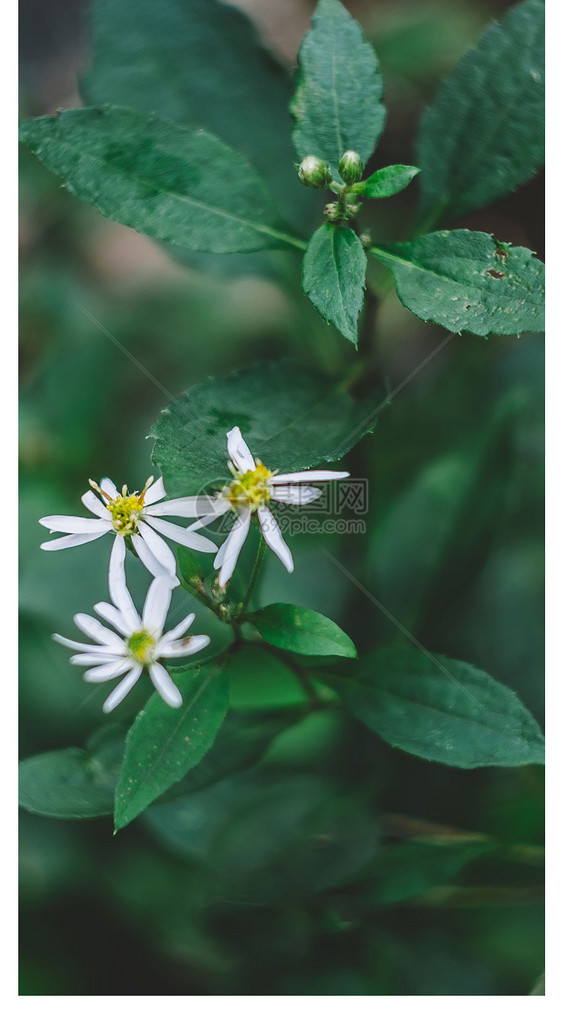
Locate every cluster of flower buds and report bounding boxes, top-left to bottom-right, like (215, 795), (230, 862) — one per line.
(297, 150), (365, 222)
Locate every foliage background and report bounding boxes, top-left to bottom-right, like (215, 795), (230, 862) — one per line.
(19, 0), (544, 995)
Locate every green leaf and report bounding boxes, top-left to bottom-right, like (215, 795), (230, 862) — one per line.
(370, 230), (544, 336)
(340, 645), (545, 768)
(227, 645), (309, 710)
(246, 603), (357, 658)
(82, 0), (312, 229)
(367, 839), (494, 905)
(352, 164), (420, 199)
(114, 659), (230, 830)
(416, 0), (545, 222)
(151, 359), (381, 495)
(19, 107), (303, 254)
(302, 225), (367, 346)
(291, 0), (385, 171)
(19, 726), (124, 819)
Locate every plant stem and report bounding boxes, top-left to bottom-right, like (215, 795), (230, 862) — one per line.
(238, 533), (267, 618)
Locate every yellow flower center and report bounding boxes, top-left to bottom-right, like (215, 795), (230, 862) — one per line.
(223, 461), (273, 511)
(90, 477), (153, 535)
(127, 629), (157, 665)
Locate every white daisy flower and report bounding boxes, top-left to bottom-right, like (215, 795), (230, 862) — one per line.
(53, 565), (210, 713)
(167, 426), (350, 587)
(39, 475), (218, 584)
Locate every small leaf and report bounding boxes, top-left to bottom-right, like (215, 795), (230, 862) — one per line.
(340, 645), (545, 768)
(303, 224), (367, 345)
(246, 603), (357, 658)
(353, 164), (420, 199)
(114, 659), (230, 830)
(19, 107), (301, 254)
(416, 0), (544, 221)
(370, 230), (544, 336)
(292, 0), (385, 171)
(19, 726), (124, 819)
(151, 359), (381, 495)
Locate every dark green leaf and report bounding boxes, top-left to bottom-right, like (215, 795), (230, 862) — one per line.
(370, 230), (544, 336)
(353, 164), (420, 199)
(302, 225), (367, 346)
(19, 107), (301, 254)
(19, 726), (124, 819)
(82, 0), (312, 230)
(246, 603), (357, 658)
(291, 0), (385, 171)
(114, 659), (230, 830)
(176, 545), (210, 608)
(416, 0), (544, 221)
(367, 839), (494, 905)
(340, 645), (545, 768)
(227, 645), (309, 710)
(151, 359), (381, 495)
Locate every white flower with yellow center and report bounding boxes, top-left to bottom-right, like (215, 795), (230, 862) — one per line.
(174, 426), (350, 587)
(53, 566), (210, 713)
(39, 475), (218, 584)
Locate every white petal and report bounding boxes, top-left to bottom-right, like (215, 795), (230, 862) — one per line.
(102, 666), (143, 713)
(40, 531), (107, 551)
(73, 613), (125, 649)
(148, 662), (183, 708)
(187, 502), (231, 531)
(216, 509), (251, 587)
(93, 601), (133, 637)
(227, 426), (255, 472)
(144, 494), (220, 518)
(81, 490), (112, 519)
(83, 659), (133, 683)
(270, 485), (322, 505)
(137, 520), (178, 574)
(99, 478), (119, 501)
(159, 634), (210, 658)
(159, 612), (195, 643)
(143, 476), (166, 506)
(131, 533), (178, 584)
(38, 515), (111, 535)
(144, 516), (217, 553)
(70, 652), (119, 666)
(271, 470), (350, 483)
(142, 577), (173, 634)
(108, 537), (141, 629)
(258, 506), (294, 573)
(53, 633), (110, 653)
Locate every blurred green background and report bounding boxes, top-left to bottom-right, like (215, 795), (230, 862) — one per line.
(19, 0), (544, 995)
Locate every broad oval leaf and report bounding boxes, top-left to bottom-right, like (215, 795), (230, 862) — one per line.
(303, 224), (367, 346)
(291, 0), (385, 171)
(19, 107), (302, 254)
(82, 0), (313, 230)
(416, 0), (545, 222)
(246, 603), (357, 658)
(371, 230), (544, 336)
(150, 360), (382, 495)
(354, 164), (420, 200)
(19, 727), (124, 819)
(114, 659), (230, 830)
(341, 645), (545, 768)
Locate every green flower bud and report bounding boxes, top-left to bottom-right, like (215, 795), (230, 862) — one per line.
(338, 150), (364, 185)
(297, 156), (332, 189)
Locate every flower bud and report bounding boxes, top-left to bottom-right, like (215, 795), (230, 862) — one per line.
(338, 150), (364, 185)
(297, 156), (332, 189)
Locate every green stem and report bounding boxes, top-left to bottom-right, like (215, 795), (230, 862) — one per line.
(237, 534), (267, 618)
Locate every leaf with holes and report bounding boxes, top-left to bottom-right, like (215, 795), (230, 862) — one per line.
(303, 224), (367, 345)
(370, 230), (544, 336)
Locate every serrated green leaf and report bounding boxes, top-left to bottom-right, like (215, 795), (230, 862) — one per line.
(19, 727), (124, 819)
(291, 0), (385, 171)
(340, 645), (545, 768)
(19, 107), (303, 254)
(302, 225), (367, 346)
(353, 164), (420, 199)
(246, 603), (357, 658)
(370, 230), (544, 336)
(114, 659), (230, 830)
(81, 0), (312, 230)
(151, 360), (381, 495)
(416, 0), (545, 222)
